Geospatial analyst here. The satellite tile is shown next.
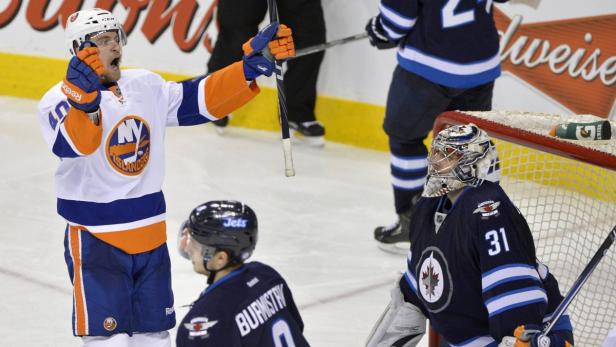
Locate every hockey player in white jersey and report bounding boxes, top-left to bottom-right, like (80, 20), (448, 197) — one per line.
(37, 8), (294, 347)
(366, 124), (574, 347)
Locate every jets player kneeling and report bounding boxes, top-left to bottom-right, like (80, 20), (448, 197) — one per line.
(176, 201), (310, 347)
(366, 124), (574, 347)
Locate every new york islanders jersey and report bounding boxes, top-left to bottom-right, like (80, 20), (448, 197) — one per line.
(177, 262), (309, 347)
(400, 181), (573, 346)
(378, 0), (508, 88)
(38, 62), (259, 254)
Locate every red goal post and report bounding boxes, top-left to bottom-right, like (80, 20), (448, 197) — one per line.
(434, 111), (616, 171)
(428, 110), (616, 347)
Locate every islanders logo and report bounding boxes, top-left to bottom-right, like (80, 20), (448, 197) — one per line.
(106, 116), (151, 176)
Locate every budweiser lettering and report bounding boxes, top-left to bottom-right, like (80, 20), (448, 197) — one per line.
(499, 15), (616, 86)
(494, 8), (616, 117)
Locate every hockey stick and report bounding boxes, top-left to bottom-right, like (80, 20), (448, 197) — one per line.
(293, 32), (368, 59)
(187, 33), (368, 83)
(537, 224), (616, 339)
(267, 0), (295, 177)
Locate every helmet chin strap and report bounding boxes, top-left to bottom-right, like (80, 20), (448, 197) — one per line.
(203, 251), (239, 285)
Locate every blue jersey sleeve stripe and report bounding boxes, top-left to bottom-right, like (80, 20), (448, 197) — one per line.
(450, 335), (497, 347)
(482, 275), (541, 293)
(489, 298), (547, 318)
(58, 191), (166, 226)
(482, 263), (535, 277)
(485, 287), (547, 317)
(404, 269), (418, 294)
(381, 22), (406, 40)
(482, 264), (541, 292)
(177, 76), (212, 126)
(52, 127), (80, 158)
(379, 3), (416, 29)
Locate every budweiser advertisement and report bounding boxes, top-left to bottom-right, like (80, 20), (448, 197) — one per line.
(495, 7), (616, 119)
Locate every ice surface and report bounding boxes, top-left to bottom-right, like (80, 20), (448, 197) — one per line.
(0, 96), (428, 347)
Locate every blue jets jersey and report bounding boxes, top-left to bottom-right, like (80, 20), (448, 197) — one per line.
(378, 0), (508, 88)
(400, 181), (573, 346)
(176, 262), (310, 347)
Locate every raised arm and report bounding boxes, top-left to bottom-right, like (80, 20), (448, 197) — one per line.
(38, 44), (104, 158)
(167, 22), (295, 127)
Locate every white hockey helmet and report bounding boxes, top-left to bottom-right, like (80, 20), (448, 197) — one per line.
(423, 123), (501, 198)
(65, 8), (127, 56)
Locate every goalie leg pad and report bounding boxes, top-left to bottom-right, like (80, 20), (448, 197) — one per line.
(366, 278), (426, 347)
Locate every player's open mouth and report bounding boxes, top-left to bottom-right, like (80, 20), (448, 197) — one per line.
(110, 57), (121, 68)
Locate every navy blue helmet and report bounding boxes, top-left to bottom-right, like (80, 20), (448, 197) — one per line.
(187, 200), (258, 263)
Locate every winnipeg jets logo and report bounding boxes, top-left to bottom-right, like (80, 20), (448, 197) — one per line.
(473, 200), (501, 219)
(419, 252), (444, 303)
(258, 65), (268, 72)
(184, 316), (218, 339)
(416, 247), (453, 313)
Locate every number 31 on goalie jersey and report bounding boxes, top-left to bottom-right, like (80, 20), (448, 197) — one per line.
(485, 228), (510, 256)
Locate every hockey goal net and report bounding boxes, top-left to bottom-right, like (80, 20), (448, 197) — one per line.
(430, 111), (616, 347)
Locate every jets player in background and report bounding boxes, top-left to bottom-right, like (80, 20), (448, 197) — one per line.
(366, 124), (574, 347)
(176, 201), (309, 347)
(365, 0), (508, 250)
(37, 8), (294, 347)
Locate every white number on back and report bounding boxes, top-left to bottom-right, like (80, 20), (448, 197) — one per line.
(272, 319), (296, 347)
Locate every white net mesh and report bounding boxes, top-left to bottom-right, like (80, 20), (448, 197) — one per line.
(438, 111), (616, 346)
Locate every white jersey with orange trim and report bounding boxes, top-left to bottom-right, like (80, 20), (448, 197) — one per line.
(38, 62), (259, 254)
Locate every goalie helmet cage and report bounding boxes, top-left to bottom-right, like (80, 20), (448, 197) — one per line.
(428, 111), (616, 347)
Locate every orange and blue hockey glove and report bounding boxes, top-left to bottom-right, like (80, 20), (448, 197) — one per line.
(242, 22), (295, 81)
(62, 42), (105, 113)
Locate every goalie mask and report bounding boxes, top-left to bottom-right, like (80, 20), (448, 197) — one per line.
(65, 8), (127, 56)
(423, 124), (500, 198)
(179, 200), (258, 265)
